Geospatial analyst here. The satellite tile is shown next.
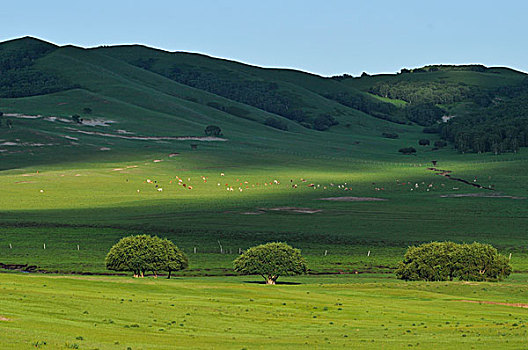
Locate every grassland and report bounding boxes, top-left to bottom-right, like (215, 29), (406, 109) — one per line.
(2, 273), (528, 349)
(0, 146), (527, 274)
(1, 37), (528, 348)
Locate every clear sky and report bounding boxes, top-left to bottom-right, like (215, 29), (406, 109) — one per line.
(1, 0), (526, 76)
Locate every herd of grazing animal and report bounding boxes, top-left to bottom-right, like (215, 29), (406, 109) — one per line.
(101, 159), (488, 197)
(139, 169), (460, 197)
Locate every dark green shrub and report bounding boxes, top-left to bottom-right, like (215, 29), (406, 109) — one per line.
(313, 114), (338, 131)
(418, 139), (430, 146)
(204, 125), (222, 137)
(398, 147), (416, 154)
(382, 132), (399, 139)
(434, 140), (447, 148)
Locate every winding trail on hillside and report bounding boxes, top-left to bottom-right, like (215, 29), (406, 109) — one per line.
(427, 167), (493, 190)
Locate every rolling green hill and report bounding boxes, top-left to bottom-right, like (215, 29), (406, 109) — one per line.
(1, 37), (527, 168)
(340, 65), (528, 153)
(0, 37), (430, 170)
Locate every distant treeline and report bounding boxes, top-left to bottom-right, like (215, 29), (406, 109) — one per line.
(0, 40), (78, 98)
(321, 92), (408, 124)
(353, 66), (528, 154)
(368, 81), (476, 105)
(440, 94), (528, 154)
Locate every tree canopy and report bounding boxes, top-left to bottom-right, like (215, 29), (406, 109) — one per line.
(204, 125), (222, 137)
(105, 235), (188, 278)
(396, 242), (512, 282)
(233, 242), (307, 284)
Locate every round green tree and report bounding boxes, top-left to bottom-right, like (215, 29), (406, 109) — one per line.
(233, 242), (307, 284)
(158, 238), (189, 279)
(396, 241), (512, 282)
(395, 242), (460, 281)
(456, 242), (512, 281)
(105, 235), (188, 278)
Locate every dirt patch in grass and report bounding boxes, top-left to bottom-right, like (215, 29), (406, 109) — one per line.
(440, 193), (525, 200)
(457, 300), (528, 308)
(0, 316), (10, 321)
(265, 207), (323, 214)
(319, 197), (388, 202)
(238, 207), (322, 215)
(67, 128), (227, 141)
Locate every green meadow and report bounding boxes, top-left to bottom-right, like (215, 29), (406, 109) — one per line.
(2, 273), (528, 349)
(1, 37), (528, 348)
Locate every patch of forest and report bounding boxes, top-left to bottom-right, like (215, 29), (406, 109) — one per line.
(0, 39), (78, 98)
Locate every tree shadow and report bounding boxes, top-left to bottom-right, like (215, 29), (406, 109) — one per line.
(243, 280), (302, 285)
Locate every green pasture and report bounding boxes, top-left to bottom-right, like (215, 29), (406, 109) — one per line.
(1, 273), (528, 349)
(0, 145), (527, 274)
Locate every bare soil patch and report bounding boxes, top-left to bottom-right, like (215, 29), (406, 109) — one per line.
(457, 300), (528, 308)
(265, 207), (323, 214)
(81, 118), (115, 127)
(240, 211), (266, 215)
(67, 128), (227, 141)
(440, 193), (525, 200)
(0, 316), (10, 321)
(319, 197), (388, 202)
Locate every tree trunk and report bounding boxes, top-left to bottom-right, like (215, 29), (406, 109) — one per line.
(266, 275), (277, 285)
(140, 271), (144, 278)
(167, 270), (171, 279)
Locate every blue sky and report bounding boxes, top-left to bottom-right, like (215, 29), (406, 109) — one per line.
(1, 0), (526, 76)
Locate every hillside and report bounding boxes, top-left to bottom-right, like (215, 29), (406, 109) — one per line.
(0, 37), (527, 169)
(1, 37), (440, 169)
(340, 65), (528, 153)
